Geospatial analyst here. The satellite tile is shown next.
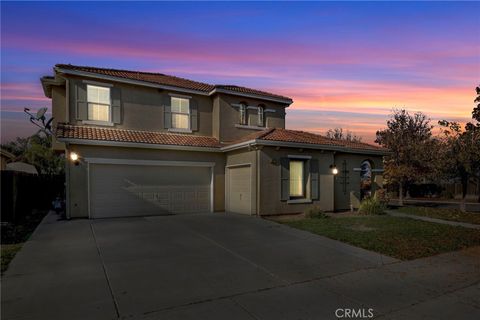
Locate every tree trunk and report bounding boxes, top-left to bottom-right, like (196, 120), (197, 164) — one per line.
(460, 197), (466, 212)
(460, 174), (468, 212)
(399, 182), (404, 206)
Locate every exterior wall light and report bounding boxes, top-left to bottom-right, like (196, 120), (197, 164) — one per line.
(69, 152), (80, 166)
(70, 152), (79, 161)
(330, 164), (338, 175)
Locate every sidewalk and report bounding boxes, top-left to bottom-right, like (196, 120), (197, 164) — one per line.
(386, 210), (480, 230)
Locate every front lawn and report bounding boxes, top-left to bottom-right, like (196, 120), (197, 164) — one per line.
(396, 206), (480, 225)
(1, 209), (49, 275)
(280, 215), (480, 260)
(1, 244), (23, 274)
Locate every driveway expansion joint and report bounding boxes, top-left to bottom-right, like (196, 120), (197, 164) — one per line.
(89, 222), (121, 319)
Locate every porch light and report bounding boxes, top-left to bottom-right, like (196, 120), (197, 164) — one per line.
(330, 164), (338, 175)
(69, 152), (79, 161)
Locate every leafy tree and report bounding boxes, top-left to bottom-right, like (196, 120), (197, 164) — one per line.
(326, 127), (362, 142)
(1, 134), (64, 175)
(438, 86), (480, 211)
(375, 109), (439, 205)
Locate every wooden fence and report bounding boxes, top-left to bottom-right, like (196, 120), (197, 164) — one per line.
(1, 171), (65, 223)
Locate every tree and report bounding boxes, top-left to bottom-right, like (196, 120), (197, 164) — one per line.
(438, 86), (480, 211)
(1, 134), (64, 175)
(326, 127), (362, 142)
(375, 109), (439, 205)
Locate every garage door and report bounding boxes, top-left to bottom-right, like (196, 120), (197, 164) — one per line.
(89, 163), (211, 218)
(227, 166), (252, 214)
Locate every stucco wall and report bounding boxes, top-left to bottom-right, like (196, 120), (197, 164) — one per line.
(216, 94), (287, 143)
(66, 145), (225, 218)
(225, 148), (257, 215)
(333, 153), (384, 211)
(51, 86), (67, 151)
(66, 75), (214, 136)
(258, 147), (336, 215)
(212, 96), (221, 140)
(62, 75), (291, 144)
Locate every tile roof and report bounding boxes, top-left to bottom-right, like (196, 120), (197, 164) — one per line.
(55, 123), (222, 148)
(227, 128), (385, 152)
(261, 128), (385, 151)
(55, 64), (214, 92)
(214, 85), (292, 102)
(55, 124), (384, 152)
(54, 64), (292, 102)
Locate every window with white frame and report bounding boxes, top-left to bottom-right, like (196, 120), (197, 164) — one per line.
(171, 97), (190, 129)
(87, 85), (110, 122)
(257, 105), (265, 126)
(289, 160), (305, 197)
(239, 103), (247, 125)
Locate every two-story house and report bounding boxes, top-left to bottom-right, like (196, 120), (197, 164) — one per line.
(41, 64), (387, 219)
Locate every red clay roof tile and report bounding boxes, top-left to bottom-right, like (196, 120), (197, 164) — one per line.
(55, 64), (292, 102)
(261, 128), (385, 151)
(226, 128), (385, 151)
(55, 123), (222, 148)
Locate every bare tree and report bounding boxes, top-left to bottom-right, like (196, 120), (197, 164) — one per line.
(326, 128), (362, 142)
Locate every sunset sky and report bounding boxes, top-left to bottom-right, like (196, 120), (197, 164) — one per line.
(1, 1), (479, 143)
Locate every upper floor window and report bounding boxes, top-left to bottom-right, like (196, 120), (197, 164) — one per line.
(239, 103), (247, 125)
(257, 105), (265, 127)
(171, 97), (190, 129)
(87, 85), (110, 122)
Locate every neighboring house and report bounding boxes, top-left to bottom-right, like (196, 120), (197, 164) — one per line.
(0, 149), (15, 170)
(41, 64), (388, 219)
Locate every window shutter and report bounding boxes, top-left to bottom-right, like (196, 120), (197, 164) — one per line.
(111, 87), (122, 124)
(164, 104), (172, 129)
(190, 100), (198, 131)
(76, 82), (88, 120)
(280, 157), (290, 201)
(310, 159), (319, 200)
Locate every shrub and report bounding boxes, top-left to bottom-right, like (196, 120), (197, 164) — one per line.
(375, 188), (389, 204)
(358, 196), (386, 215)
(304, 205), (328, 219)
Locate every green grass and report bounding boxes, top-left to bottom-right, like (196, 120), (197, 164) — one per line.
(281, 216), (480, 260)
(1, 243), (23, 274)
(396, 206), (480, 225)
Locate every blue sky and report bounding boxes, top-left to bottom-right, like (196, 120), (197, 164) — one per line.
(1, 1), (479, 142)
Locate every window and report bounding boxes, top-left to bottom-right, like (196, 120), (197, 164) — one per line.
(239, 103), (247, 125)
(171, 97), (190, 129)
(257, 106), (264, 126)
(87, 85), (110, 121)
(289, 160), (305, 197)
(360, 160), (373, 200)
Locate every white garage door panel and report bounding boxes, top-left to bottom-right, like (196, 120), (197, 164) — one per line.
(90, 164), (211, 218)
(228, 166), (251, 214)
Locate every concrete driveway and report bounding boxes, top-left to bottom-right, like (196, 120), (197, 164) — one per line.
(2, 212), (479, 320)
